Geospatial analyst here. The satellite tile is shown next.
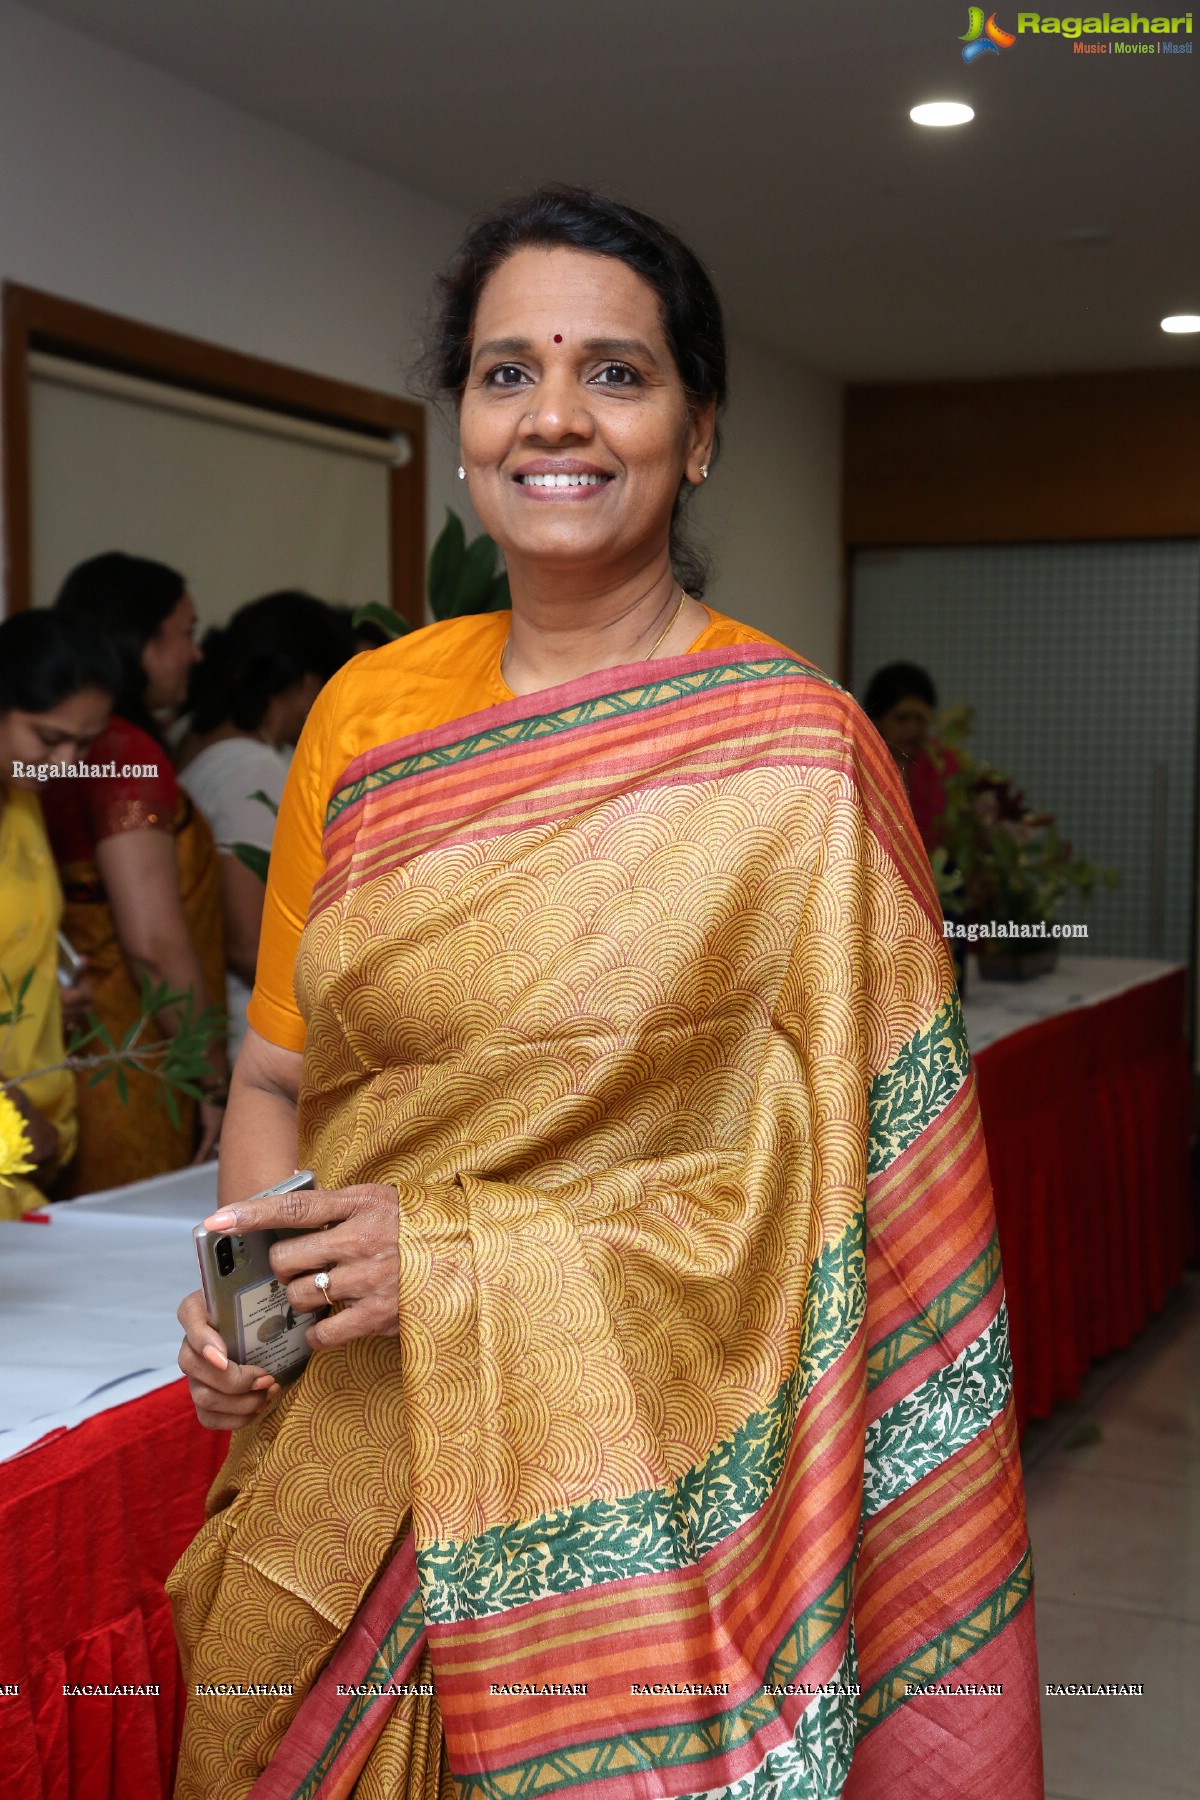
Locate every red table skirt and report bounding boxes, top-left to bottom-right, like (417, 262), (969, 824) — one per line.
(1, 969), (1192, 1796)
(0, 1380), (227, 1800)
(973, 965), (1193, 1432)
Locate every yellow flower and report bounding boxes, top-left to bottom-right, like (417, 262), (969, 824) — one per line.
(0, 1088), (36, 1182)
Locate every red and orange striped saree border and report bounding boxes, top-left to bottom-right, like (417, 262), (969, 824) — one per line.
(315, 644), (937, 929)
(246, 1538), (425, 1800)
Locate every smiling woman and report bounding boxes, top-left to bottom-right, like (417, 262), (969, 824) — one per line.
(167, 187), (1043, 1800)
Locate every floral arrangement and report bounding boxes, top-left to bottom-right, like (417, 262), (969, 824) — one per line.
(929, 705), (1118, 946)
(0, 1087), (35, 1185)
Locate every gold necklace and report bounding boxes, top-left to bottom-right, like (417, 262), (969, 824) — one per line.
(501, 587), (686, 688)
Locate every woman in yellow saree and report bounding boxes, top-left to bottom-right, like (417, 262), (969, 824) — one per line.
(170, 188), (1043, 1800)
(0, 611), (114, 1217)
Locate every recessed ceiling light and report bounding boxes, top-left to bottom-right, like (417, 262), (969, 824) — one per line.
(910, 101), (975, 128)
(1161, 314), (1200, 335)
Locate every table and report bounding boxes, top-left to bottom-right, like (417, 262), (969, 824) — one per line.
(966, 956), (1193, 1430)
(0, 1166), (215, 1453)
(0, 1164), (228, 1799)
(0, 957), (1192, 1797)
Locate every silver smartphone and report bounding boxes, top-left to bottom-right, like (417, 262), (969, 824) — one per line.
(192, 1171), (324, 1384)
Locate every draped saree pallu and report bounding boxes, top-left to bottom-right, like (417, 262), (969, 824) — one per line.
(169, 642), (1042, 1800)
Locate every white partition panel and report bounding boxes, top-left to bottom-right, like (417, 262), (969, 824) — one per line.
(851, 541), (1200, 973)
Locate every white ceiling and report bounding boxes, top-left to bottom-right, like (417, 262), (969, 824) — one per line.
(19, 0), (1200, 380)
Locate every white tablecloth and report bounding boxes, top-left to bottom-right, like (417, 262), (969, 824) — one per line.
(0, 1162), (218, 1460)
(959, 954), (1183, 1053)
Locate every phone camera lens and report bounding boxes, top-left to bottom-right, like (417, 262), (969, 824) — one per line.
(215, 1236), (235, 1277)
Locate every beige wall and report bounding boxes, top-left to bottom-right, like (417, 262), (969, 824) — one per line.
(701, 336), (842, 672)
(0, 0), (841, 658)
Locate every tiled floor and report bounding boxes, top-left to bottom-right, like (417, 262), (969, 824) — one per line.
(1022, 1270), (1200, 1800)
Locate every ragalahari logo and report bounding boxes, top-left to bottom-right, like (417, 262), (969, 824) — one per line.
(961, 8), (1018, 57)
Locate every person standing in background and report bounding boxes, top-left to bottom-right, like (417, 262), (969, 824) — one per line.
(42, 552), (228, 1193)
(863, 660), (960, 854)
(0, 612), (115, 1216)
(179, 592), (354, 1058)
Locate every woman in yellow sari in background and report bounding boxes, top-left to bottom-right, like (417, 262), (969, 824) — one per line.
(170, 189), (1043, 1800)
(0, 612), (114, 1218)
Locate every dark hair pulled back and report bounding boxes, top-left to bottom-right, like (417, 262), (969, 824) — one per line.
(187, 592), (354, 736)
(53, 551), (186, 742)
(0, 609), (119, 715)
(863, 662), (939, 723)
(427, 184), (727, 598)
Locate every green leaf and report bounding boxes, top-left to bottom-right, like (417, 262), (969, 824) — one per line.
(1062, 1422), (1103, 1451)
(248, 789), (280, 817)
(16, 966), (35, 1003)
(450, 533), (501, 618)
(229, 841), (272, 883)
(351, 601), (410, 642)
(428, 509), (467, 619)
(485, 570), (512, 613)
(115, 1066), (129, 1106)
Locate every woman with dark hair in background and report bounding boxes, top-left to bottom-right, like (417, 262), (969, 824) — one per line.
(42, 552), (228, 1192)
(170, 189), (1040, 1800)
(0, 611), (115, 1217)
(179, 592), (354, 1057)
(863, 660), (960, 854)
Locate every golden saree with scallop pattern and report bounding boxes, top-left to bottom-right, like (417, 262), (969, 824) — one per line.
(169, 643), (1042, 1800)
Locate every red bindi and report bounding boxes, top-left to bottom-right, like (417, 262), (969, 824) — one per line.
(553, 333), (563, 343)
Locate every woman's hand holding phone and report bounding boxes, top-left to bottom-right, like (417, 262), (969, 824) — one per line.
(202, 1182), (400, 1352)
(177, 1287), (280, 1430)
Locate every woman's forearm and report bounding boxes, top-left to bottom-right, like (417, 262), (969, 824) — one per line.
(125, 939), (229, 1085)
(215, 1049), (300, 1209)
(98, 829), (230, 1084)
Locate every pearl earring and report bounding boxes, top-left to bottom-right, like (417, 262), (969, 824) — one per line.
(457, 465), (465, 480)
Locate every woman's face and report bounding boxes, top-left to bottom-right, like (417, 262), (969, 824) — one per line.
(878, 697), (934, 762)
(142, 593), (201, 712)
(0, 687), (112, 789)
(458, 246), (713, 581)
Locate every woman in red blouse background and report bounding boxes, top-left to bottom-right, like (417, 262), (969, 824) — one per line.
(863, 660), (961, 855)
(42, 553), (228, 1194)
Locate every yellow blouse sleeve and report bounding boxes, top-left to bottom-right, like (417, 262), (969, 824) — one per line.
(246, 666), (350, 1053)
(0, 792), (76, 1218)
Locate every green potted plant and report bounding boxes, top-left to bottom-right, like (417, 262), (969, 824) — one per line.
(932, 708), (1118, 981)
(352, 509), (509, 644)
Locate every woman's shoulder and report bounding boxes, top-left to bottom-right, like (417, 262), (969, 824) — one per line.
(698, 607), (845, 685)
(698, 608), (875, 738)
(355, 612), (507, 674)
(309, 614), (510, 765)
(3, 786), (52, 857)
(182, 736), (283, 794)
(180, 740), (286, 840)
(93, 714), (163, 760)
